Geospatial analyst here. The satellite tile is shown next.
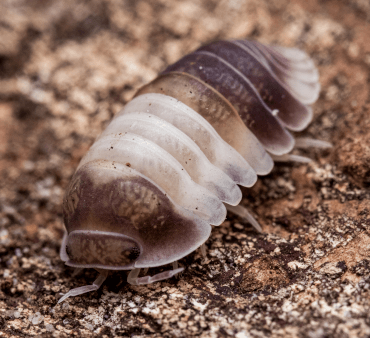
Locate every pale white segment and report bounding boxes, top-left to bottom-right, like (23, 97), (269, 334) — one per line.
(100, 112), (245, 205)
(251, 42), (320, 105)
(78, 132), (227, 225)
(119, 93), (259, 186)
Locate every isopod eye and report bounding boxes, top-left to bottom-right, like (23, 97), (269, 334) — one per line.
(65, 230), (141, 269)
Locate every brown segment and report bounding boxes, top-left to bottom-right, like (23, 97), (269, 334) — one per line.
(197, 40), (312, 131)
(135, 72), (256, 161)
(162, 52), (294, 154)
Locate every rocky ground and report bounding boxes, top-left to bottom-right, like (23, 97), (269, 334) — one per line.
(0, 0), (370, 337)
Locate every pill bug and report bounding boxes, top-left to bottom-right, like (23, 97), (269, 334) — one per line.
(59, 39), (329, 303)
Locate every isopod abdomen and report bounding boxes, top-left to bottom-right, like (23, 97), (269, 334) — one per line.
(59, 39), (324, 303)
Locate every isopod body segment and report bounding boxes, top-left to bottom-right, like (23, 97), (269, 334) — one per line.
(59, 39), (321, 303)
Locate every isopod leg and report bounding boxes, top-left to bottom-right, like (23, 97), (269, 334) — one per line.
(72, 268), (84, 277)
(271, 138), (331, 163)
(57, 270), (108, 304)
(271, 154), (312, 163)
(172, 261), (183, 279)
(225, 204), (263, 233)
(294, 137), (332, 149)
(127, 267), (184, 285)
(200, 243), (207, 258)
(60, 231), (69, 262)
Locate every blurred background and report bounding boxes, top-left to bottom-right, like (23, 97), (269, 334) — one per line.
(0, 0), (370, 336)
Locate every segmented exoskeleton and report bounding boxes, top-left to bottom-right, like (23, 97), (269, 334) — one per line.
(59, 39), (328, 303)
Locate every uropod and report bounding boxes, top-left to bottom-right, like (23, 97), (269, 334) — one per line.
(59, 39), (329, 303)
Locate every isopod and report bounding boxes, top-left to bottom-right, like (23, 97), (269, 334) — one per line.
(59, 39), (329, 303)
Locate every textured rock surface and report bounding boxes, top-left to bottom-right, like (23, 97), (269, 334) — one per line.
(1, 0), (370, 337)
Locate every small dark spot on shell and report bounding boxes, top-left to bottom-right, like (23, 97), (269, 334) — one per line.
(126, 163), (131, 167)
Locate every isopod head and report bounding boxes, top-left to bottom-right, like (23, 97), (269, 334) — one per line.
(62, 160), (211, 270)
